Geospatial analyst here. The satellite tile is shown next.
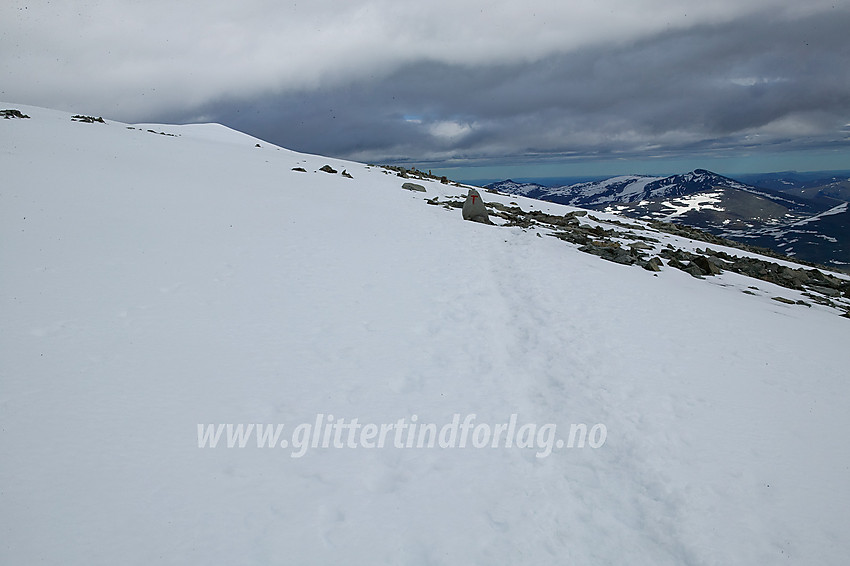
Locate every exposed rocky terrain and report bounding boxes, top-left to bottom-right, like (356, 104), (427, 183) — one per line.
(488, 170), (850, 271)
(409, 174), (850, 318)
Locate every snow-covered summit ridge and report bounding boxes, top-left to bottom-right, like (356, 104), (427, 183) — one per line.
(3, 102), (850, 565)
(488, 169), (754, 207)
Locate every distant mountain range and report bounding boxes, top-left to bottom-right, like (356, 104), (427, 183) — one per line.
(735, 171), (850, 203)
(487, 169), (850, 270)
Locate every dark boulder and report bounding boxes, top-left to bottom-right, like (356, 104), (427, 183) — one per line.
(692, 255), (723, 276)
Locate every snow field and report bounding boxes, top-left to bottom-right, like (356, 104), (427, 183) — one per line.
(2, 103), (849, 565)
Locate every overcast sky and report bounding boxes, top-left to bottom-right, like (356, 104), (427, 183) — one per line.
(2, 0), (849, 178)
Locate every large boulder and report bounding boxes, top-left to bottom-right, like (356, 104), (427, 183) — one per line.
(462, 189), (491, 224)
(691, 255), (723, 276)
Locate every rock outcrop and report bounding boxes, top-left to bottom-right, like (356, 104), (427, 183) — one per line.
(1, 109), (30, 119)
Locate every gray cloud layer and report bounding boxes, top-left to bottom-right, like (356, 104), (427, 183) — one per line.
(2, 1), (848, 168)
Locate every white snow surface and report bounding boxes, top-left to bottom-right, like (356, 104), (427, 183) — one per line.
(2, 103), (850, 565)
(658, 191), (725, 219)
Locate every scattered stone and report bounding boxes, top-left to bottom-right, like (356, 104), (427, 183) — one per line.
(71, 115), (105, 123)
(292, 167), (307, 172)
(692, 255), (723, 276)
(402, 182), (426, 192)
(580, 242), (641, 265)
(684, 263), (705, 278)
(1, 109), (30, 119)
(808, 285), (840, 297)
(341, 170), (353, 179)
(462, 189), (492, 224)
(642, 257), (663, 272)
(802, 292), (832, 304)
(319, 165), (337, 174)
(589, 215), (644, 230)
(656, 247), (850, 301)
(772, 296), (797, 305)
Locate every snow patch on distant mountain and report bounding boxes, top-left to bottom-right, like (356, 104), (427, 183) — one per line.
(790, 201), (849, 226)
(657, 191), (725, 220)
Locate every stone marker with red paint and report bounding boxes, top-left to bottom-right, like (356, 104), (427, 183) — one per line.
(462, 188), (491, 224)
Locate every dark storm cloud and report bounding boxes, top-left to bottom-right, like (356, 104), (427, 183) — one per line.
(2, 1), (847, 169)
(186, 8), (850, 166)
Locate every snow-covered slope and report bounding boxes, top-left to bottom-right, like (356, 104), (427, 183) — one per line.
(2, 103), (850, 565)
